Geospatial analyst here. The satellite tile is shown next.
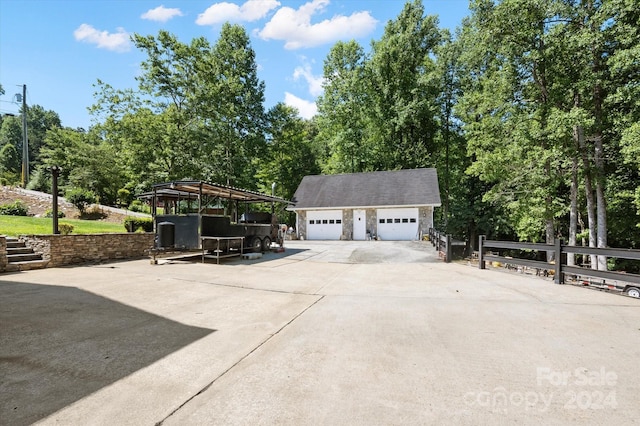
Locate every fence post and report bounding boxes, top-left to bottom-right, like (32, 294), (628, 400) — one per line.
(554, 238), (563, 284)
(446, 234), (452, 263)
(479, 235), (485, 269)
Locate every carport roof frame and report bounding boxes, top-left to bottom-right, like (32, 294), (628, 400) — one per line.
(150, 180), (291, 204)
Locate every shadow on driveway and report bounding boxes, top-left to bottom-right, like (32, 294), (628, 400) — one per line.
(0, 281), (214, 426)
(161, 247), (311, 266)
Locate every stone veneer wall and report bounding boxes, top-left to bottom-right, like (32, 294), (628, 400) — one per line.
(341, 210), (353, 240)
(0, 236), (7, 272)
(20, 233), (155, 268)
(418, 206), (434, 239)
(296, 210), (307, 239)
(365, 208), (377, 238)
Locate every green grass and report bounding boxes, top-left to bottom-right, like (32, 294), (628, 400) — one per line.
(0, 215), (127, 237)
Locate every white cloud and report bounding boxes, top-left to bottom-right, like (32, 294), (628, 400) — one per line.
(73, 24), (130, 52)
(141, 5), (184, 22)
(293, 64), (324, 97)
(196, 0), (280, 25)
(258, 0), (377, 49)
(284, 92), (317, 119)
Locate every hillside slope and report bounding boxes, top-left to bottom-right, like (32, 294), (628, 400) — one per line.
(0, 187), (147, 223)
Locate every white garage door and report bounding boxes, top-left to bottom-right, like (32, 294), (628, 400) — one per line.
(307, 210), (343, 240)
(377, 208), (419, 240)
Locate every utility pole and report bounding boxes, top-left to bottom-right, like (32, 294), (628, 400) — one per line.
(20, 84), (29, 188)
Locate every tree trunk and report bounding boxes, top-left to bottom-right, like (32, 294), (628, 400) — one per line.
(543, 158), (555, 261)
(589, 1), (607, 270)
(443, 96), (451, 228)
(593, 101), (607, 271)
(578, 127), (598, 270)
(568, 154), (578, 266)
(595, 143), (607, 270)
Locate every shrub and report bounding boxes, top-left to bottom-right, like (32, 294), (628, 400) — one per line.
(0, 200), (29, 216)
(124, 217), (153, 232)
(66, 188), (96, 214)
(45, 208), (65, 218)
(82, 205), (108, 220)
(128, 199), (150, 213)
(58, 223), (74, 235)
(117, 188), (133, 207)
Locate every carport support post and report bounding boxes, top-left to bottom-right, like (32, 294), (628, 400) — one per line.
(479, 235), (485, 269)
(554, 238), (563, 284)
(446, 234), (452, 263)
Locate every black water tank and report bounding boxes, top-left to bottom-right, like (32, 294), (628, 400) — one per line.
(158, 222), (175, 248)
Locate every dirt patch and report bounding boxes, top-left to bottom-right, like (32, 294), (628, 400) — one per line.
(0, 186), (128, 224)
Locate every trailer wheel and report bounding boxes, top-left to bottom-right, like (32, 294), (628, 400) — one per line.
(626, 287), (640, 298)
(262, 236), (272, 252)
(249, 236), (262, 252)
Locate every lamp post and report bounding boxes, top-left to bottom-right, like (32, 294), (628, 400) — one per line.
(50, 166), (61, 234)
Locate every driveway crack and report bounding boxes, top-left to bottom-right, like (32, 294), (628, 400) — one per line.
(155, 294), (325, 425)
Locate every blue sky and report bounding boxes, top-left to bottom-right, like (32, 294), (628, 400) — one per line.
(0, 0), (470, 129)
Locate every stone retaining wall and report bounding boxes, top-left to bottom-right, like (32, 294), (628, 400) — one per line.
(0, 236), (7, 272)
(19, 233), (155, 268)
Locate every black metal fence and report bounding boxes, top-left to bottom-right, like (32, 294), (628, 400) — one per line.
(478, 235), (640, 286)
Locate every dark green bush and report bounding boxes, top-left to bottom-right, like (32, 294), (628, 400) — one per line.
(124, 217), (153, 232)
(45, 208), (65, 218)
(0, 200), (29, 216)
(66, 188), (96, 214)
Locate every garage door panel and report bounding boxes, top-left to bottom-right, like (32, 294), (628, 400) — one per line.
(377, 208), (419, 240)
(307, 210), (343, 240)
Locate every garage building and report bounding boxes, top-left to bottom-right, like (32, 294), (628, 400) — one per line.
(290, 168), (441, 241)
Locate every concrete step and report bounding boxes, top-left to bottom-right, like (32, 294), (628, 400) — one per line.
(3, 238), (47, 271)
(7, 247), (33, 255)
(5, 259), (49, 272)
(7, 253), (43, 263)
(6, 239), (24, 249)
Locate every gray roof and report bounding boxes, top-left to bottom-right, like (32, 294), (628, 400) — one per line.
(290, 168), (441, 210)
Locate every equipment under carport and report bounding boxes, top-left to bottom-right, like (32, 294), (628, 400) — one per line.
(141, 181), (291, 264)
(157, 222), (175, 248)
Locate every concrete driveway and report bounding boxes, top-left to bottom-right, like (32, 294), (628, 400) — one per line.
(1, 240), (638, 425)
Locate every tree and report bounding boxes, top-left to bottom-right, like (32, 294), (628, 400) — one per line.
(316, 40), (371, 173)
(607, 0), (640, 228)
(26, 105), (61, 167)
(0, 143), (20, 184)
(257, 103), (320, 222)
(195, 23), (267, 188)
(368, 0), (442, 170)
(92, 26), (267, 192)
(457, 0), (566, 247)
(0, 115), (22, 184)
(40, 127), (126, 204)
